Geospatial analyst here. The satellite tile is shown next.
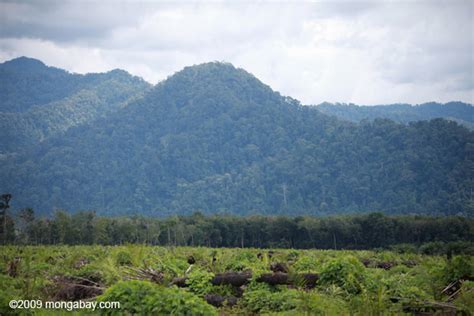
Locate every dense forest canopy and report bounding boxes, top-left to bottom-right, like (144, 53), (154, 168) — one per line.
(1, 58), (473, 217)
(0, 57), (150, 114)
(0, 57), (151, 153)
(316, 102), (474, 130)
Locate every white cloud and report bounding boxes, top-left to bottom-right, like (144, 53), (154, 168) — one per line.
(0, 0), (472, 105)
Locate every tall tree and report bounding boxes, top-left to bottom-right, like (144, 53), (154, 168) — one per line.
(0, 193), (13, 244)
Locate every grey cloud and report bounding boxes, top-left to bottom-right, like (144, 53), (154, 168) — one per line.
(0, 1), (155, 42)
(0, 0), (472, 105)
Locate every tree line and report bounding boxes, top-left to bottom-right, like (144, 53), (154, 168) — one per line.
(2, 204), (472, 252)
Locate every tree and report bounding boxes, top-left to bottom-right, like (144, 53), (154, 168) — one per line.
(19, 207), (35, 244)
(0, 194), (13, 244)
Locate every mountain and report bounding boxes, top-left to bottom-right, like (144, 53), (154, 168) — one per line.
(316, 102), (474, 129)
(0, 57), (151, 153)
(1, 60), (473, 217)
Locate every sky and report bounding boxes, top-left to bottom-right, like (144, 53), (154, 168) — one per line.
(0, 0), (473, 105)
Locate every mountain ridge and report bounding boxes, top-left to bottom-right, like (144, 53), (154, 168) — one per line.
(0, 56), (150, 113)
(0, 57), (151, 153)
(1, 57), (472, 217)
(316, 101), (473, 129)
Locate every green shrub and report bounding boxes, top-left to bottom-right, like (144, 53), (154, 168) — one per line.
(293, 255), (320, 272)
(242, 286), (299, 313)
(319, 256), (367, 294)
(185, 269), (214, 296)
(115, 251), (132, 266)
(98, 280), (217, 315)
(223, 250), (262, 272)
(391, 244), (418, 254)
(444, 256), (474, 283)
(0, 275), (22, 315)
(146, 287), (217, 315)
(98, 280), (156, 314)
(293, 291), (349, 315)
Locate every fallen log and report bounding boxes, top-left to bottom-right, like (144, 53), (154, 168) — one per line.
(256, 272), (289, 285)
(204, 294), (238, 307)
(361, 259), (396, 270)
(171, 277), (188, 287)
(301, 273), (319, 289)
(211, 271), (252, 287)
(172, 272), (251, 287)
(403, 301), (458, 315)
(270, 262), (289, 273)
(376, 262), (396, 270)
(256, 272), (319, 288)
(52, 276), (104, 301)
(172, 272), (319, 289)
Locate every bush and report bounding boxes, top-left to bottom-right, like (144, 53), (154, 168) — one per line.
(319, 256), (367, 294)
(293, 255), (320, 272)
(224, 251), (257, 271)
(146, 287), (217, 315)
(444, 256), (474, 282)
(293, 291), (349, 315)
(0, 276), (22, 315)
(390, 244), (418, 254)
(242, 285), (299, 313)
(115, 251), (132, 266)
(185, 269), (214, 296)
(98, 280), (216, 315)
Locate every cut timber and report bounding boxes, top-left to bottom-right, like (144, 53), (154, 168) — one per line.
(52, 276), (104, 301)
(256, 272), (289, 285)
(171, 277), (188, 287)
(211, 271), (252, 287)
(171, 271), (319, 288)
(403, 301), (458, 316)
(256, 272), (319, 288)
(442, 279), (465, 302)
(204, 294), (238, 307)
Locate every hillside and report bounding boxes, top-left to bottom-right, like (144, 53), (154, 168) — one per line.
(1, 60), (473, 216)
(316, 102), (474, 129)
(0, 57), (151, 153)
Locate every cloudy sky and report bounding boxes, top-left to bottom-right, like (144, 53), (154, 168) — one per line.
(0, 0), (472, 105)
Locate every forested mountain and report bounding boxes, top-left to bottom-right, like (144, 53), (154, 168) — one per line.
(0, 57), (151, 153)
(1, 60), (473, 217)
(316, 102), (474, 129)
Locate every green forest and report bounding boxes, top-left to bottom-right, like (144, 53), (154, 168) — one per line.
(1, 59), (473, 217)
(316, 102), (474, 130)
(0, 57), (150, 153)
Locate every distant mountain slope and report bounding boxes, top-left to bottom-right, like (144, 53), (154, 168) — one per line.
(2, 61), (472, 217)
(0, 56), (105, 113)
(316, 102), (474, 129)
(0, 57), (151, 153)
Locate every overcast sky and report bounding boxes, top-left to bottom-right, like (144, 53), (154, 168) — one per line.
(0, 0), (472, 105)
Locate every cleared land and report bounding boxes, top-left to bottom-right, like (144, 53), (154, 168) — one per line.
(1, 245), (473, 315)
